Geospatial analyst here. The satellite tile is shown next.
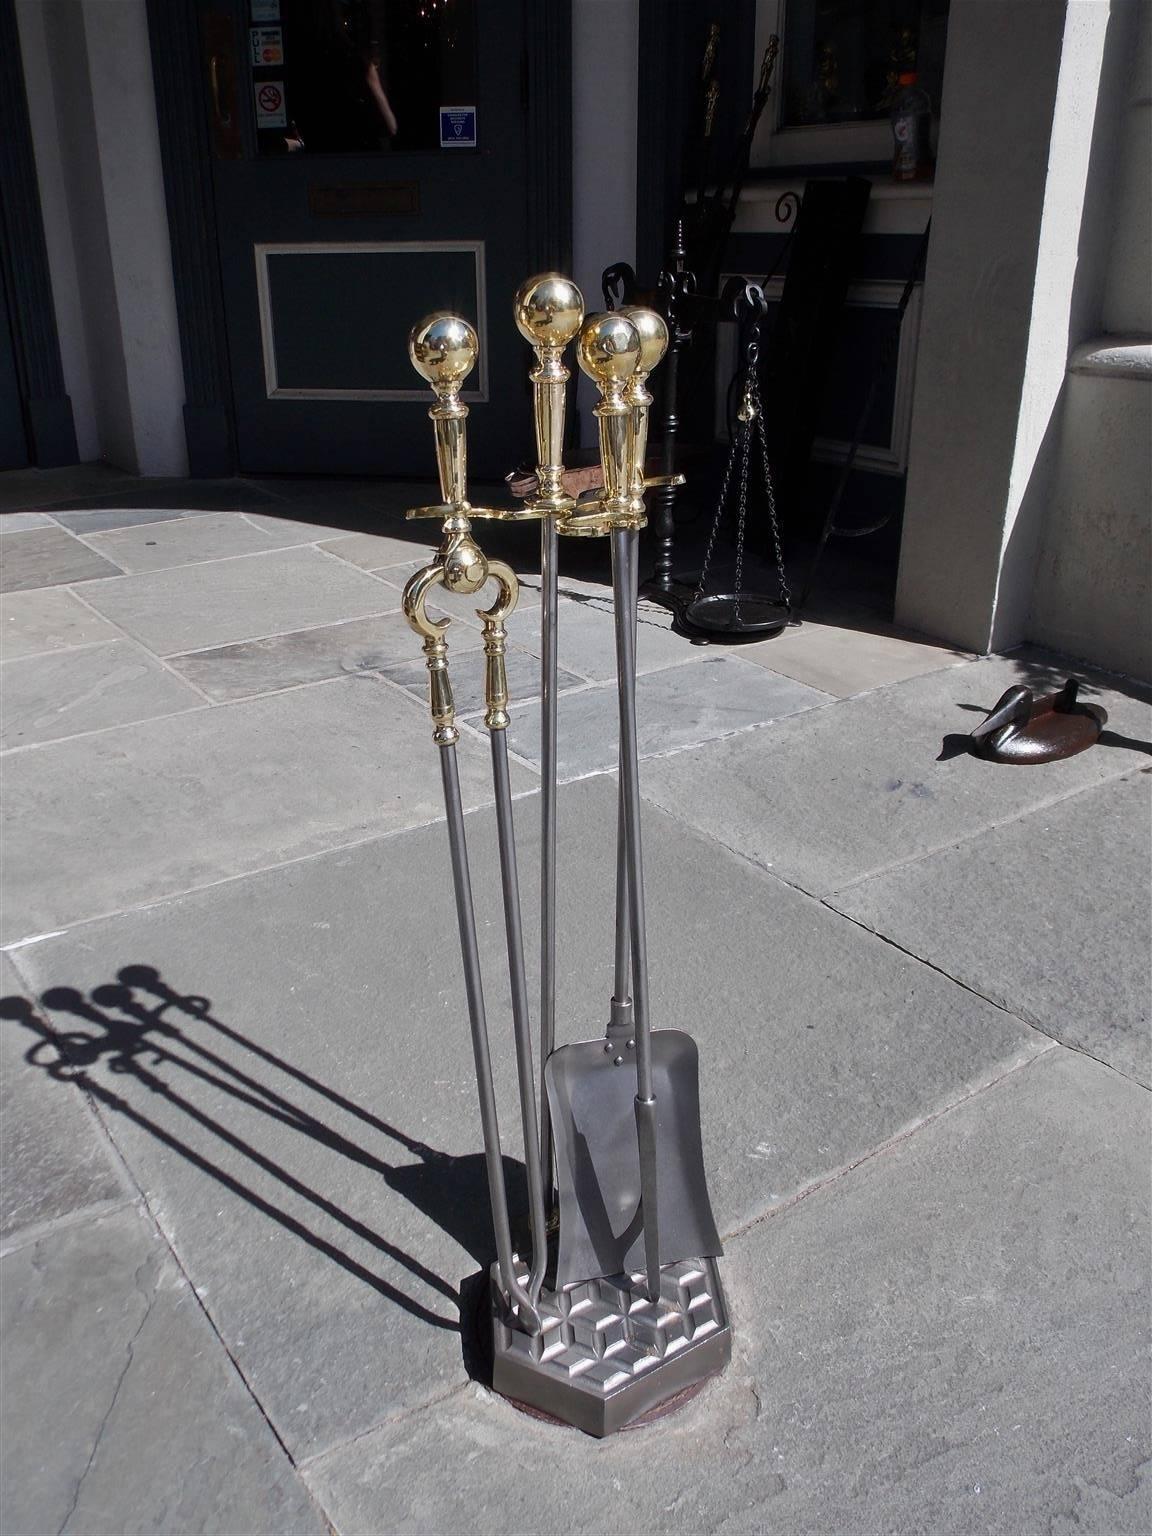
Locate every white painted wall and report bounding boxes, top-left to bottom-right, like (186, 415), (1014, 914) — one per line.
(1029, 347), (1151, 678)
(571, 0), (639, 446)
(895, 0), (1113, 656)
(16, 0), (187, 475)
(1026, 2), (1152, 680)
(1102, 0), (1151, 335)
(14, 0), (99, 461)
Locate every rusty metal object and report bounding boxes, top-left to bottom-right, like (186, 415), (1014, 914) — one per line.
(505, 456), (673, 502)
(969, 679), (1106, 764)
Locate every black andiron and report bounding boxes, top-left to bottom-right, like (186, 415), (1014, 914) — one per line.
(401, 283), (730, 1437)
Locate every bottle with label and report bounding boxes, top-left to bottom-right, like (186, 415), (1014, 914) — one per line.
(891, 71), (933, 182)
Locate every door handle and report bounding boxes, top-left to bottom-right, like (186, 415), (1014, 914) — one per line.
(210, 54), (232, 128)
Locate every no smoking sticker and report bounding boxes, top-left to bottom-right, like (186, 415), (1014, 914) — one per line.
(254, 80), (287, 129)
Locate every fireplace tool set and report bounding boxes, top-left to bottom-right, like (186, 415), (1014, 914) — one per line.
(401, 277), (730, 1436)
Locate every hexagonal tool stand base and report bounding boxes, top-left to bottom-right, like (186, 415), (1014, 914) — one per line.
(491, 1259), (731, 1437)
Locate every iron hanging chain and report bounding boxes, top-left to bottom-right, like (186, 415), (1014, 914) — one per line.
(692, 411), (744, 607)
(693, 323), (761, 610)
(748, 367), (792, 613)
(731, 392), (753, 626)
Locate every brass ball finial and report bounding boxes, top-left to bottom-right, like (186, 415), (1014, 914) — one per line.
(514, 274), (585, 350)
(576, 311), (641, 385)
(619, 307), (669, 375)
(409, 313), (478, 391)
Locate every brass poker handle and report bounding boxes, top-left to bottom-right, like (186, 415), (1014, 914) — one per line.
(563, 307), (670, 535)
(513, 273), (585, 515)
(405, 312), (509, 523)
(402, 563), (458, 747)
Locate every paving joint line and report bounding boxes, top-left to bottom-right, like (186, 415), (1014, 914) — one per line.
(61, 583), (222, 704)
(66, 509), (228, 563)
(721, 1044), (1060, 1247)
(0, 655), (424, 756)
(0, 635), (128, 667)
(824, 898), (1152, 1091)
(0, 788), (542, 952)
(154, 602), (403, 659)
(632, 780), (1065, 1041)
(823, 769), (1149, 900)
(69, 524), (343, 577)
(0, 1197), (137, 1261)
(54, 1252), (157, 1536)
(0, 974), (336, 1525)
(297, 1382), (473, 1476)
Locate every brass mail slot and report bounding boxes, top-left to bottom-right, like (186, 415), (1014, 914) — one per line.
(307, 182), (420, 217)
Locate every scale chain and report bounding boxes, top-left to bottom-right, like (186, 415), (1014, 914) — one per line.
(732, 409), (752, 627)
(692, 414), (741, 607)
(751, 368), (792, 613)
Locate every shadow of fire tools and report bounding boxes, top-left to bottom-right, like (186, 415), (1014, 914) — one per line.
(1, 965), (525, 1349)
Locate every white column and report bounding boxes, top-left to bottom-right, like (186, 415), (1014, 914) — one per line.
(18, 0), (187, 476)
(571, 0), (639, 446)
(895, 0), (1113, 653)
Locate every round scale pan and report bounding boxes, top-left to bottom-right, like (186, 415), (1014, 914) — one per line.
(679, 592), (791, 640)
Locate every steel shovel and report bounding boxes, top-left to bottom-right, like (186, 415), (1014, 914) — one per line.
(545, 1019), (722, 1288)
(544, 518), (721, 1291)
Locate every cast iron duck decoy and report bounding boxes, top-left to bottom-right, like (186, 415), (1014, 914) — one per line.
(969, 677), (1106, 764)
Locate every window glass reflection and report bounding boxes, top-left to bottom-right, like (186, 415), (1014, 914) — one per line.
(254, 0), (477, 154)
(781, 0), (949, 127)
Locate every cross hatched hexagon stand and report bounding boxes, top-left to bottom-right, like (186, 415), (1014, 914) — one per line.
(491, 1258), (731, 1437)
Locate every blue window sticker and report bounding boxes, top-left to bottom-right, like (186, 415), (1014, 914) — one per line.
(439, 106), (477, 149)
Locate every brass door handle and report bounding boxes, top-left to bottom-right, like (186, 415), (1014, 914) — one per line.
(209, 54), (232, 128)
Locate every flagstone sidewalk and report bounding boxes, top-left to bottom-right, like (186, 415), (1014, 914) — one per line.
(1, 470), (1149, 1536)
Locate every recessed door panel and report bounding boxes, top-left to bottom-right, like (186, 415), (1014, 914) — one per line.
(203, 0), (529, 477)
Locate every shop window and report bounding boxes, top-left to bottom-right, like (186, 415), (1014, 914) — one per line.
(251, 0), (478, 156)
(752, 0), (949, 168)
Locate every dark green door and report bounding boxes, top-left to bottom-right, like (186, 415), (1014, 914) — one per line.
(202, 0), (531, 477)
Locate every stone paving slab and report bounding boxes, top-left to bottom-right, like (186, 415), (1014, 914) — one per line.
(1, 586), (121, 660)
(79, 510), (330, 573)
(40, 480), (283, 515)
(641, 652), (1152, 897)
(831, 770), (1152, 1084)
(166, 610), (448, 702)
(242, 511), (375, 543)
(0, 511), (55, 532)
(0, 954), (128, 1244)
(504, 655), (830, 779)
(53, 507), (197, 535)
(7, 775), (1045, 1459)
(1, 1205), (327, 1535)
(76, 544), (397, 654)
(304, 1050), (1150, 1536)
(371, 557), (432, 593)
(320, 531), (438, 572)
(739, 620), (972, 697)
(0, 640), (203, 750)
(503, 587), (700, 680)
(0, 464), (137, 512)
(385, 644), (582, 723)
(0, 527), (124, 593)
(0, 673), (527, 942)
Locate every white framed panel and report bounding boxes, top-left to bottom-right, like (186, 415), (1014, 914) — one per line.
(253, 240), (488, 402)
